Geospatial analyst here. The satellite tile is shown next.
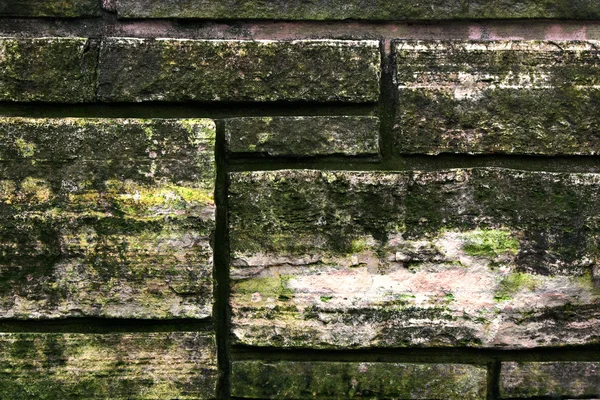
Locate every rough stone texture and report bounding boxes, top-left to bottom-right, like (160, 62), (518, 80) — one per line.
(224, 116), (380, 157)
(0, 0), (100, 17)
(97, 39), (380, 103)
(0, 38), (97, 103)
(231, 361), (487, 399)
(0, 331), (217, 399)
(229, 168), (600, 348)
(394, 41), (600, 155)
(0, 118), (216, 319)
(500, 362), (600, 398)
(114, 0), (600, 20)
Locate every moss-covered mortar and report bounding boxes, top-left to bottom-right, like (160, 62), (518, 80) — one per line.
(500, 362), (600, 398)
(0, 0), (99, 17)
(231, 361), (487, 399)
(97, 39), (380, 103)
(114, 0), (600, 20)
(229, 168), (600, 348)
(224, 116), (380, 157)
(0, 332), (217, 399)
(0, 38), (97, 103)
(0, 118), (216, 320)
(394, 41), (600, 156)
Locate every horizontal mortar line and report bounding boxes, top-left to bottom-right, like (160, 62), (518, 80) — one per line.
(0, 103), (377, 119)
(231, 346), (600, 363)
(225, 155), (600, 173)
(2, 17), (600, 41)
(0, 318), (214, 334)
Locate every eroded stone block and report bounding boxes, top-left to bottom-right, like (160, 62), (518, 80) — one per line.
(114, 0), (600, 20)
(0, 118), (216, 319)
(229, 168), (600, 348)
(394, 41), (600, 155)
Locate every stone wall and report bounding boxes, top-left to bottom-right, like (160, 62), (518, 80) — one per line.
(1, 1), (600, 399)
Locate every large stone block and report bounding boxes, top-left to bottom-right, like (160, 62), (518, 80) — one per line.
(231, 361), (487, 399)
(97, 39), (380, 103)
(0, 332), (217, 399)
(0, 118), (216, 319)
(114, 0), (600, 20)
(0, 0), (99, 17)
(0, 38), (97, 103)
(394, 41), (600, 155)
(225, 116), (380, 157)
(229, 168), (600, 348)
(500, 362), (600, 398)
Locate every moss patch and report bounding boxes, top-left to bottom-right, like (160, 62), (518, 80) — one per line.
(495, 272), (538, 302)
(462, 229), (520, 258)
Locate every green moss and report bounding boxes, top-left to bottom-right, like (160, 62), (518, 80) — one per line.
(494, 272), (538, 302)
(0, 38), (97, 102)
(234, 275), (295, 301)
(0, 0), (100, 17)
(68, 180), (213, 217)
(349, 238), (368, 254)
(98, 39), (380, 103)
(0, 332), (216, 399)
(395, 43), (600, 156)
(462, 229), (520, 258)
(14, 139), (36, 158)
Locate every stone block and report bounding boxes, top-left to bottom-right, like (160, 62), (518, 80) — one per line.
(114, 0), (600, 20)
(501, 362), (600, 398)
(229, 168), (600, 348)
(0, 38), (97, 103)
(97, 39), (380, 103)
(0, 118), (216, 319)
(0, 332), (217, 399)
(231, 361), (487, 399)
(225, 116), (380, 157)
(394, 41), (600, 155)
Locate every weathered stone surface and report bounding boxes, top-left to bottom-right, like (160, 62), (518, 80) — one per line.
(394, 41), (600, 155)
(114, 0), (600, 20)
(0, 0), (99, 17)
(0, 118), (216, 319)
(0, 38), (97, 103)
(0, 331), (217, 399)
(500, 362), (600, 398)
(225, 116), (380, 157)
(231, 361), (487, 399)
(229, 168), (600, 348)
(97, 39), (380, 103)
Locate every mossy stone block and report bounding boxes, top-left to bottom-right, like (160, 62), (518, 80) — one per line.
(229, 168), (600, 348)
(225, 116), (380, 157)
(0, 118), (216, 320)
(0, 0), (99, 17)
(97, 39), (380, 103)
(231, 361), (487, 399)
(500, 362), (600, 398)
(0, 332), (217, 399)
(0, 38), (97, 103)
(394, 41), (600, 156)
